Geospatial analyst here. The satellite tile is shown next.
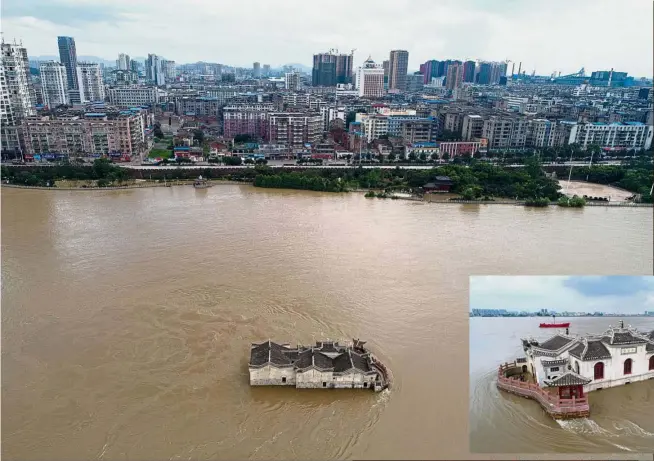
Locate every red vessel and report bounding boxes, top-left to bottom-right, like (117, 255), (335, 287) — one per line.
(539, 322), (570, 328)
(539, 316), (570, 328)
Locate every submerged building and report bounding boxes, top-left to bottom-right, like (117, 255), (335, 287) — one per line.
(522, 321), (654, 391)
(497, 321), (654, 419)
(248, 339), (390, 391)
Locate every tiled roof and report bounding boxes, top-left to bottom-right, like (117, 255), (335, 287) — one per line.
(250, 341), (373, 373)
(333, 352), (352, 372)
(544, 371), (592, 387)
(539, 335), (574, 351)
(569, 340), (612, 361)
(603, 331), (648, 345)
(296, 349), (313, 368)
(250, 341), (271, 366)
(313, 352), (333, 369)
(351, 351), (371, 372)
(269, 341), (292, 365)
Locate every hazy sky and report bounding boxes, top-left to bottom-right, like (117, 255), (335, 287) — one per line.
(2, 0), (652, 76)
(470, 276), (654, 315)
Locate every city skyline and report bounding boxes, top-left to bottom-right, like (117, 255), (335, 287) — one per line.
(470, 276), (654, 316)
(2, 0), (652, 77)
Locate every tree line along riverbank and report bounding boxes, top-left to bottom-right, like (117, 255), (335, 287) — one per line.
(1, 157), (651, 203)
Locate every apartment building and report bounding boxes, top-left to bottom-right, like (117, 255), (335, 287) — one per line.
(40, 61), (70, 107)
(570, 122), (653, 151)
(388, 50), (409, 91)
(22, 110), (147, 156)
(461, 114), (485, 141)
(265, 112), (322, 146)
(482, 115), (528, 149)
(401, 118), (439, 143)
(76, 62), (105, 103)
(1, 42), (35, 119)
(107, 86), (160, 106)
(222, 103), (275, 139)
(173, 96), (220, 117)
(356, 113), (389, 142)
(0, 63), (21, 154)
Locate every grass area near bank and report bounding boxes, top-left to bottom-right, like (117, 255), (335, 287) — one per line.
(148, 149), (172, 159)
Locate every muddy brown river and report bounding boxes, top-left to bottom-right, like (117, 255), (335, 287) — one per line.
(2, 185), (652, 460)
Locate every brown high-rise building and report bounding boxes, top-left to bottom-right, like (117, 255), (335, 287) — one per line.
(388, 50), (409, 91)
(446, 64), (463, 90)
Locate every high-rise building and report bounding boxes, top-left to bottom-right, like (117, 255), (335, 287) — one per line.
(130, 60), (141, 74)
(312, 52), (353, 86)
(312, 53), (336, 86)
(76, 62), (105, 102)
(0, 62), (21, 155)
(263, 64), (271, 77)
(162, 59), (176, 83)
(446, 63), (463, 90)
(382, 60), (390, 85)
(355, 57), (385, 98)
(253, 62), (261, 79)
(1, 42), (35, 120)
(419, 60), (440, 84)
(406, 72), (424, 92)
(40, 61), (69, 107)
(145, 54), (165, 86)
(285, 72), (301, 91)
(476, 62), (493, 84)
(388, 50), (409, 91)
(463, 60), (476, 83)
(57, 36), (79, 90)
(335, 54), (353, 84)
(117, 53), (130, 70)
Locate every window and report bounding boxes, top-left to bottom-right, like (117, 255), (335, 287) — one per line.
(624, 358), (632, 375)
(594, 362), (604, 380)
(281, 377), (286, 383)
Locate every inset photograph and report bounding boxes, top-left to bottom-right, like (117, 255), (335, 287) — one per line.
(469, 276), (654, 454)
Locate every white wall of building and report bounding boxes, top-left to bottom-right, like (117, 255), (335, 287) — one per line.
(40, 62), (69, 107)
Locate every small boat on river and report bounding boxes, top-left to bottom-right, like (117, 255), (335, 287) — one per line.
(193, 175), (211, 189)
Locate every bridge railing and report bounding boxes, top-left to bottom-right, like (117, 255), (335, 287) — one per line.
(497, 362), (589, 414)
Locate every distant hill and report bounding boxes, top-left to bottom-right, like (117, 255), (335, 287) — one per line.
(29, 55), (116, 67)
(283, 63), (312, 73)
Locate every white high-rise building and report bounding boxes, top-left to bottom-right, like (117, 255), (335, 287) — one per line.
(0, 62), (21, 155)
(40, 61), (69, 107)
(285, 72), (300, 91)
(76, 62), (105, 103)
(1, 42), (35, 119)
(162, 59), (176, 83)
(355, 57), (385, 98)
(117, 53), (130, 70)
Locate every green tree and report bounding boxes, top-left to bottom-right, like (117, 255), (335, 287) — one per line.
(153, 123), (164, 139)
(193, 129), (205, 145)
(223, 156), (243, 166)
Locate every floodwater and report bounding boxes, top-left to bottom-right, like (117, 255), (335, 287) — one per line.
(2, 185), (652, 460)
(558, 180), (634, 201)
(470, 317), (654, 454)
